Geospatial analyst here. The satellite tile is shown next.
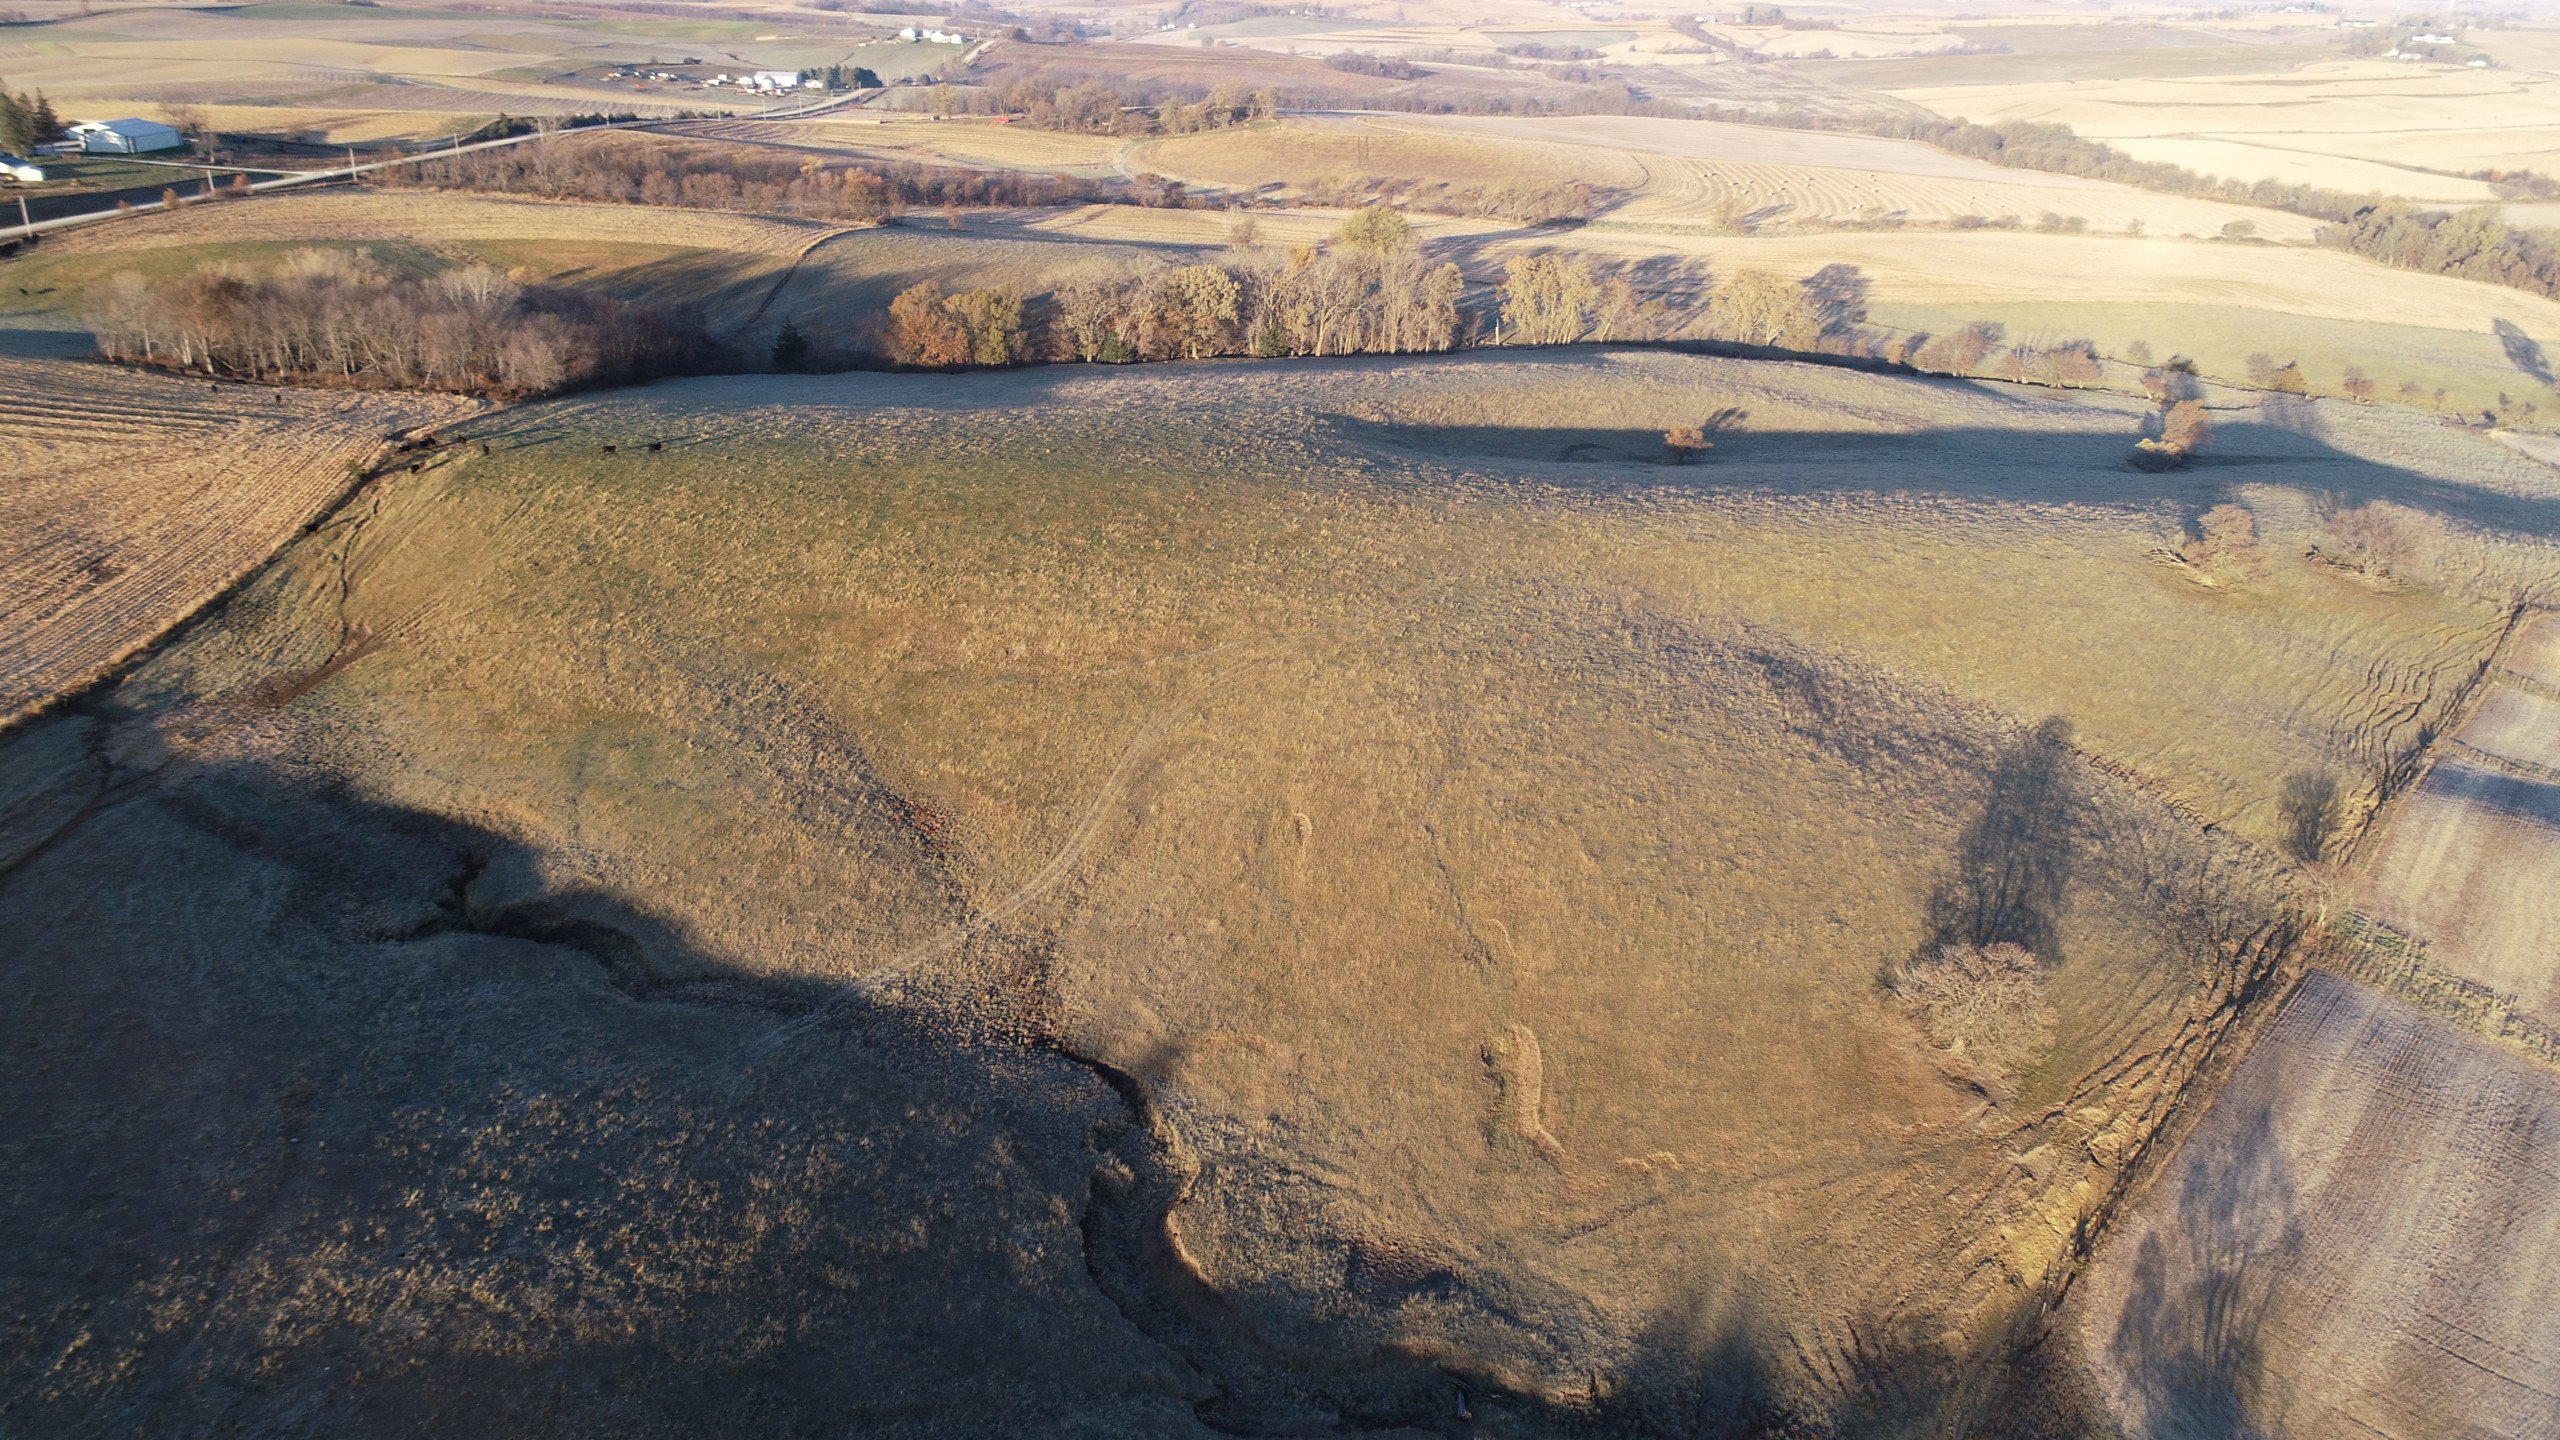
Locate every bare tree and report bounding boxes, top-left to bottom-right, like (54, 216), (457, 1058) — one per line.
(1894, 941), (2056, 1076)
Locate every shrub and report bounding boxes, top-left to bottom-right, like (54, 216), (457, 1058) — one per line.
(1912, 321), (2004, 375)
(1705, 268), (1820, 349)
(2246, 352), (2308, 393)
(2178, 502), (2265, 582)
(2140, 357), (2201, 405)
(2313, 494), (2429, 580)
(1894, 942), (2055, 1074)
(886, 282), (971, 367)
(1333, 203), (1413, 255)
(2132, 399), (2211, 471)
(1664, 425), (1712, 464)
(770, 320), (809, 371)
(887, 283), (1029, 367)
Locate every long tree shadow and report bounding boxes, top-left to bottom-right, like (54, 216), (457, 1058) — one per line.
(1319, 396), (2560, 549)
(2107, 1105), (2303, 1440)
(1926, 716), (2090, 963)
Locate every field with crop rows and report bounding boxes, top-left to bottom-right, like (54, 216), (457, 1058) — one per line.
(0, 357), (469, 726)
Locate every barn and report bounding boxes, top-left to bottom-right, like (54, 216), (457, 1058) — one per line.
(76, 119), (185, 155)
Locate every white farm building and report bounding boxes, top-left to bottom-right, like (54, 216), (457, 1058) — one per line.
(74, 119), (185, 155)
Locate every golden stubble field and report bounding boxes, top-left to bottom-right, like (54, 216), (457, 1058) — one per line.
(1894, 58), (2560, 199)
(5, 348), (2550, 1435)
(0, 355), (469, 728)
(1134, 115), (2327, 240)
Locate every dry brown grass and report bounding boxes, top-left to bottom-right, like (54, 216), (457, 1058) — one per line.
(7, 348), (2546, 1434)
(36, 190), (832, 260)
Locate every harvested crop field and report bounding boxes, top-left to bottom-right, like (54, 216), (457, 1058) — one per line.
(32, 190), (834, 260)
(2065, 968), (2560, 1438)
(1136, 115), (2321, 239)
(2103, 137), (2499, 206)
(0, 356), (470, 728)
(2360, 610), (2560, 1016)
(1135, 116), (1648, 195)
(1894, 60), (2560, 181)
(4, 349), (2550, 1436)
(677, 116), (1133, 175)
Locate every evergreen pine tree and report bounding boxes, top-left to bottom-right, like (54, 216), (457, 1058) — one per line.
(771, 320), (810, 371)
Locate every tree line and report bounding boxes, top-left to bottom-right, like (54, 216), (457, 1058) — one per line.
(83, 249), (717, 399)
(2316, 203), (2560, 301)
(881, 206), (1467, 365)
(0, 77), (60, 156)
(367, 133), (1141, 221)
(926, 74), (1276, 133)
(866, 205), (2119, 387)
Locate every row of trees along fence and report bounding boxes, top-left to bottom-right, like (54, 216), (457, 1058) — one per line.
(84, 249), (717, 399)
(874, 206), (2118, 385)
(367, 134), (1124, 220)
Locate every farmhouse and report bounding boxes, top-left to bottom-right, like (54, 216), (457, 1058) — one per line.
(73, 119), (184, 155)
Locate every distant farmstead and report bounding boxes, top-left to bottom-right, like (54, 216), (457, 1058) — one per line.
(73, 119), (185, 154)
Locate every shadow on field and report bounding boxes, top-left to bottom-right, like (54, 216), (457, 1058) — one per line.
(1323, 400), (2560, 545)
(6, 721), (2013, 1440)
(0, 730), (1188, 1439)
(2106, 1106), (2303, 1440)
(1927, 717), (2090, 963)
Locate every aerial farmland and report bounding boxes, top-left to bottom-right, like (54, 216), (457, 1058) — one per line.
(4, 1), (2558, 1436)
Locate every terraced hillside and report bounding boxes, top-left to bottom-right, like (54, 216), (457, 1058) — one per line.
(4, 351), (2547, 1437)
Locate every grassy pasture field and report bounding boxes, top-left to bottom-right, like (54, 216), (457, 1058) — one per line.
(10, 8), (2560, 1433)
(3, 346), (2552, 1435)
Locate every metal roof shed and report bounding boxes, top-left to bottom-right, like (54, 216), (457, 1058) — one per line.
(81, 119), (185, 155)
